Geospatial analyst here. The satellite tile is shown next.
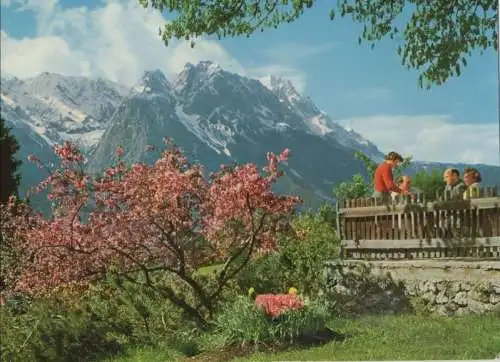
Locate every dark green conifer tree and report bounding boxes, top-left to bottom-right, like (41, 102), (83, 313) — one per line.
(0, 117), (22, 203)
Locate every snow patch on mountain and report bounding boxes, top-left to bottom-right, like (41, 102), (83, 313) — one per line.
(258, 73), (381, 159)
(289, 168), (303, 179)
(131, 70), (172, 99)
(175, 105), (232, 156)
(173, 61), (225, 99)
(33, 94), (89, 123)
(1, 93), (16, 107)
(307, 114), (331, 135)
(59, 129), (106, 149)
(276, 122), (291, 132)
(1, 73), (126, 152)
(0, 98), (55, 147)
(259, 75), (300, 104)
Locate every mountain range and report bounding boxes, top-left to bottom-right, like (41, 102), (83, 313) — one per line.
(1, 61), (499, 209)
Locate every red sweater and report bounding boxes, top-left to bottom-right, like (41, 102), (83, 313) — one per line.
(374, 162), (400, 193)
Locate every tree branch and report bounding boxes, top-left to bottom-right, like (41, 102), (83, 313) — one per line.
(209, 194), (268, 301)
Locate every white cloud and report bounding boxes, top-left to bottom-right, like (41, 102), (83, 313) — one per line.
(1, 0), (311, 93)
(1, 31), (90, 77)
(251, 41), (338, 94)
(337, 115), (499, 165)
(1, 0), (246, 86)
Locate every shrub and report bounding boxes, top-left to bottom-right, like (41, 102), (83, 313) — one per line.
(211, 294), (329, 349)
(0, 201), (32, 294)
(6, 141), (300, 328)
(333, 174), (371, 199)
(81, 276), (189, 346)
(412, 169), (445, 201)
(237, 211), (339, 297)
(0, 294), (123, 362)
(0, 275), (195, 361)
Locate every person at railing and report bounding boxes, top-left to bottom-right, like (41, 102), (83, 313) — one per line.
(391, 175), (414, 201)
(443, 168), (467, 199)
(373, 151), (403, 202)
(463, 167), (482, 199)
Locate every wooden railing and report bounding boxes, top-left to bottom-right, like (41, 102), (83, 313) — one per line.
(338, 188), (500, 260)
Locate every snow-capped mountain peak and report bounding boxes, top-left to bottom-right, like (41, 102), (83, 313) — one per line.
(5, 61), (499, 211)
(132, 69), (172, 96)
(1, 61), (382, 166)
(259, 75), (302, 105)
(173, 61), (226, 96)
(192, 60), (222, 75)
(255, 74), (382, 160)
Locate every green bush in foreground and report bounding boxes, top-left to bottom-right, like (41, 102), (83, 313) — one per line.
(237, 211), (339, 297)
(0, 277), (192, 362)
(0, 295), (122, 362)
(210, 294), (329, 349)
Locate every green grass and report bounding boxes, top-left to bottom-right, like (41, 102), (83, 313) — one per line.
(196, 264), (222, 276)
(107, 345), (183, 362)
(236, 314), (500, 361)
(112, 313), (500, 361)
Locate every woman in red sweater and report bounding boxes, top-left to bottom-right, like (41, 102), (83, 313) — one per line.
(373, 151), (404, 201)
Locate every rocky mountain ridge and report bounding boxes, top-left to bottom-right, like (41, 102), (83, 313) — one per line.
(1, 61), (498, 208)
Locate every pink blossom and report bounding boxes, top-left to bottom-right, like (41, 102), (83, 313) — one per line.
(115, 146), (124, 158)
(278, 148), (291, 161)
(2, 142), (301, 295)
(27, 154), (39, 162)
(7, 195), (16, 207)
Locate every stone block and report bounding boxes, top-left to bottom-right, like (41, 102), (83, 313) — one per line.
(489, 294), (500, 305)
(468, 290), (490, 304)
(436, 292), (449, 304)
(436, 305), (451, 316)
(421, 292), (436, 304)
(445, 302), (458, 312)
(492, 282), (500, 294)
(460, 282), (472, 292)
(419, 281), (437, 293)
(405, 282), (417, 296)
(468, 300), (494, 314)
(445, 282), (462, 297)
(436, 281), (448, 292)
(453, 291), (468, 306)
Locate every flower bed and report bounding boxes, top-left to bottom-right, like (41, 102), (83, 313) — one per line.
(255, 293), (304, 318)
(211, 289), (332, 350)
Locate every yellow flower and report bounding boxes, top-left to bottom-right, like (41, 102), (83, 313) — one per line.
(288, 287), (298, 295)
(248, 287), (255, 296)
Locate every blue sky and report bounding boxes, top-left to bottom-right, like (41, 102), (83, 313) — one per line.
(1, 0), (499, 165)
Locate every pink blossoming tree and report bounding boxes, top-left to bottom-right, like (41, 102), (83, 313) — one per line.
(4, 139), (301, 327)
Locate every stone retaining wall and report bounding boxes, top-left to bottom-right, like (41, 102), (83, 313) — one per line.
(324, 259), (500, 316)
